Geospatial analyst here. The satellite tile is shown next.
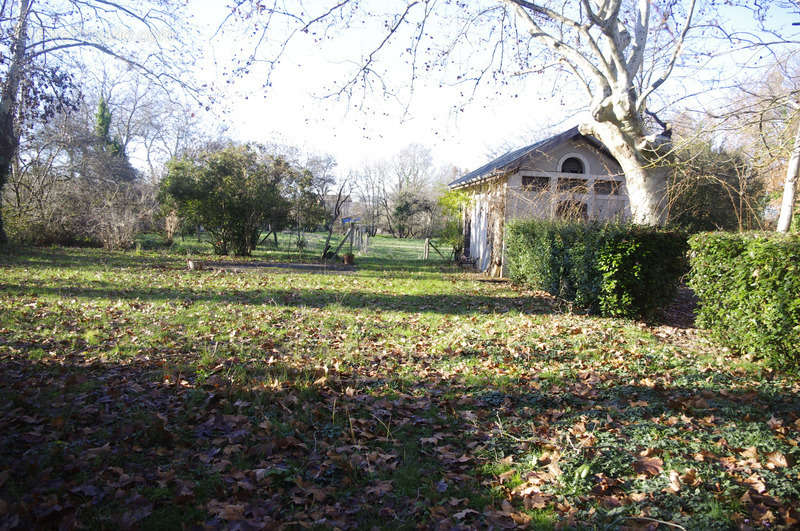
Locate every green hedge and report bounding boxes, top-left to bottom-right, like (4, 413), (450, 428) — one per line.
(688, 232), (800, 371)
(506, 220), (687, 319)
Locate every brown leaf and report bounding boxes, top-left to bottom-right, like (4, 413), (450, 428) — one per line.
(745, 474), (767, 494)
(766, 451), (788, 469)
(119, 503), (154, 528)
(633, 456), (663, 477)
(510, 511), (531, 525)
(523, 493), (551, 510)
(666, 470), (681, 493)
(546, 461), (562, 477)
(86, 442), (111, 457)
(219, 503), (245, 521)
(500, 499), (513, 514)
(453, 508), (478, 520)
(365, 479), (393, 496)
(498, 470), (516, 483)
(681, 468), (701, 487)
(741, 446), (759, 459)
(767, 416), (783, 430)
(600, 495), (621, 508)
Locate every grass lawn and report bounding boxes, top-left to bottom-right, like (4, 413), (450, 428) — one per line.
(140, 230), (434, 266)
(1, 238), (799, 529)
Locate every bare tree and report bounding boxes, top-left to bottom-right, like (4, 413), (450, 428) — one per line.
(321, 180), (351, 258)
(777, 118), (800, 232)
(0, 0), (199, 245)
(353, 164), (385, 236)
(700, 57), (800, 232)
(222, 1), (744, 225)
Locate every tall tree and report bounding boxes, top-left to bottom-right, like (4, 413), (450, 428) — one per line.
(701, 57), (800, 232)
(0, 0), (197, 245)
(224, 0), (727, 225)
(0, 0), (32, 245)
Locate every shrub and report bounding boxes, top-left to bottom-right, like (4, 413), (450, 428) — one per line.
(5, 180), (153, 250)
(506, 220), (687, 319)
(688, 232), (800, 371)
(160, 145), (293, 256)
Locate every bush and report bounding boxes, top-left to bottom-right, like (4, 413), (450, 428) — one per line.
(688, 232), (800, 371)
(506, 220), (687, 319)
(5, 180), (153, 250)
(160, 145), (293, 256)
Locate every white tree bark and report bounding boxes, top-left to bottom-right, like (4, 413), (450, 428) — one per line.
(501, 0), (695, 225)
(776, 118), (800, 233)
(580, 119), (669, 225)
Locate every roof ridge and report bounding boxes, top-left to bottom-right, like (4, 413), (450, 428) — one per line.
(449, 126), (582, 188)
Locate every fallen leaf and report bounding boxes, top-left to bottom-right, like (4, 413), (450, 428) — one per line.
(523, 492), (551, 510)
(666, 470), (681, 493)
(633, 456), (663, 477)
(745, 474), (767, 494)
(766, 451), (788, 468)
(453, 508), (478, 520)
(365, 480), (393, 496)
(741, 446), (759, 459)
(681, 468), (700, 487)
(220, 503), (245, 521)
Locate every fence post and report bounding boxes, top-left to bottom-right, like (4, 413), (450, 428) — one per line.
(424, 238), (430, 260)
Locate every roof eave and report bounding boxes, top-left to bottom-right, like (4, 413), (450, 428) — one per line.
(449, 170), (507, 190)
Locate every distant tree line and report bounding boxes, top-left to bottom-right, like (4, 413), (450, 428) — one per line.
(351, 144), (459, 240)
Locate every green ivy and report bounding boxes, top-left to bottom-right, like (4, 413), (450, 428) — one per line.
(506, 220), (687, 319)
(688, 232), (800, 372)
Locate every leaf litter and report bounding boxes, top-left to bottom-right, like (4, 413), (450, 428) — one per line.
(0, 247), (799, 529)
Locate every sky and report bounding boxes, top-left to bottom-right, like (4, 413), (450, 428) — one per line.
(189, 1), (596, 176)
(174, 1), (799, 179)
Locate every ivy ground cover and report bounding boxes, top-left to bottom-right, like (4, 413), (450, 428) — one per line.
(1, 245), (799, 529)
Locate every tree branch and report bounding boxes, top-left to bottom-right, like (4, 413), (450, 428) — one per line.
(503, 0), (611, 96)
(636, 0), (698, 112)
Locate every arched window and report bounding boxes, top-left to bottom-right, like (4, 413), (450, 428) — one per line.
(560, 157), (585, 174)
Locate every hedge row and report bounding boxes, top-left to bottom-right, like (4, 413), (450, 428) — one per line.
(506, 220), (687, 319)
(688, 232), (800, 371)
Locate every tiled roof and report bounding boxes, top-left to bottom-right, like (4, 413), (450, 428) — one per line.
(449, 126), (592, 189)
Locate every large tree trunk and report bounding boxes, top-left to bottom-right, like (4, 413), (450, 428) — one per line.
(776, 119), (800, 233)
(581, 120), (669, 226)
(0, 0), (31, 246)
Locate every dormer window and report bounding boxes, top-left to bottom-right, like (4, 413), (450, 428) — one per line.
(560, 157), (585, 174)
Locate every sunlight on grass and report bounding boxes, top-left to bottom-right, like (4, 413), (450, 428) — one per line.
(1, 244), (799, 529)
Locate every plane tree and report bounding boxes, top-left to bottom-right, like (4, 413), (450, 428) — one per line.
(221, 0), (738, 225)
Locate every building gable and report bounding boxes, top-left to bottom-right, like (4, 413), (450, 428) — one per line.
(449, 127), (620, 190)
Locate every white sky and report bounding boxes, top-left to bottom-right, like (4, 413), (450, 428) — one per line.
(179, 1), (798, 179)
(188, 1), (593, 176)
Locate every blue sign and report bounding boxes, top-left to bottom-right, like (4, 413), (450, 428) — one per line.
(341, 217), (360, 224)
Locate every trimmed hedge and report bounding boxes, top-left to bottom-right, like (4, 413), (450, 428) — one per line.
(506, 220), (687, 319)
(688, 232), (800, 371)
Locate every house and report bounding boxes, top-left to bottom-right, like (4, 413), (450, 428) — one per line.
(448, 127), (630, 277)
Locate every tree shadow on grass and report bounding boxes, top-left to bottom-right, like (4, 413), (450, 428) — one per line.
(1, 281), (559, 316)
(2, 344), (799, 530)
